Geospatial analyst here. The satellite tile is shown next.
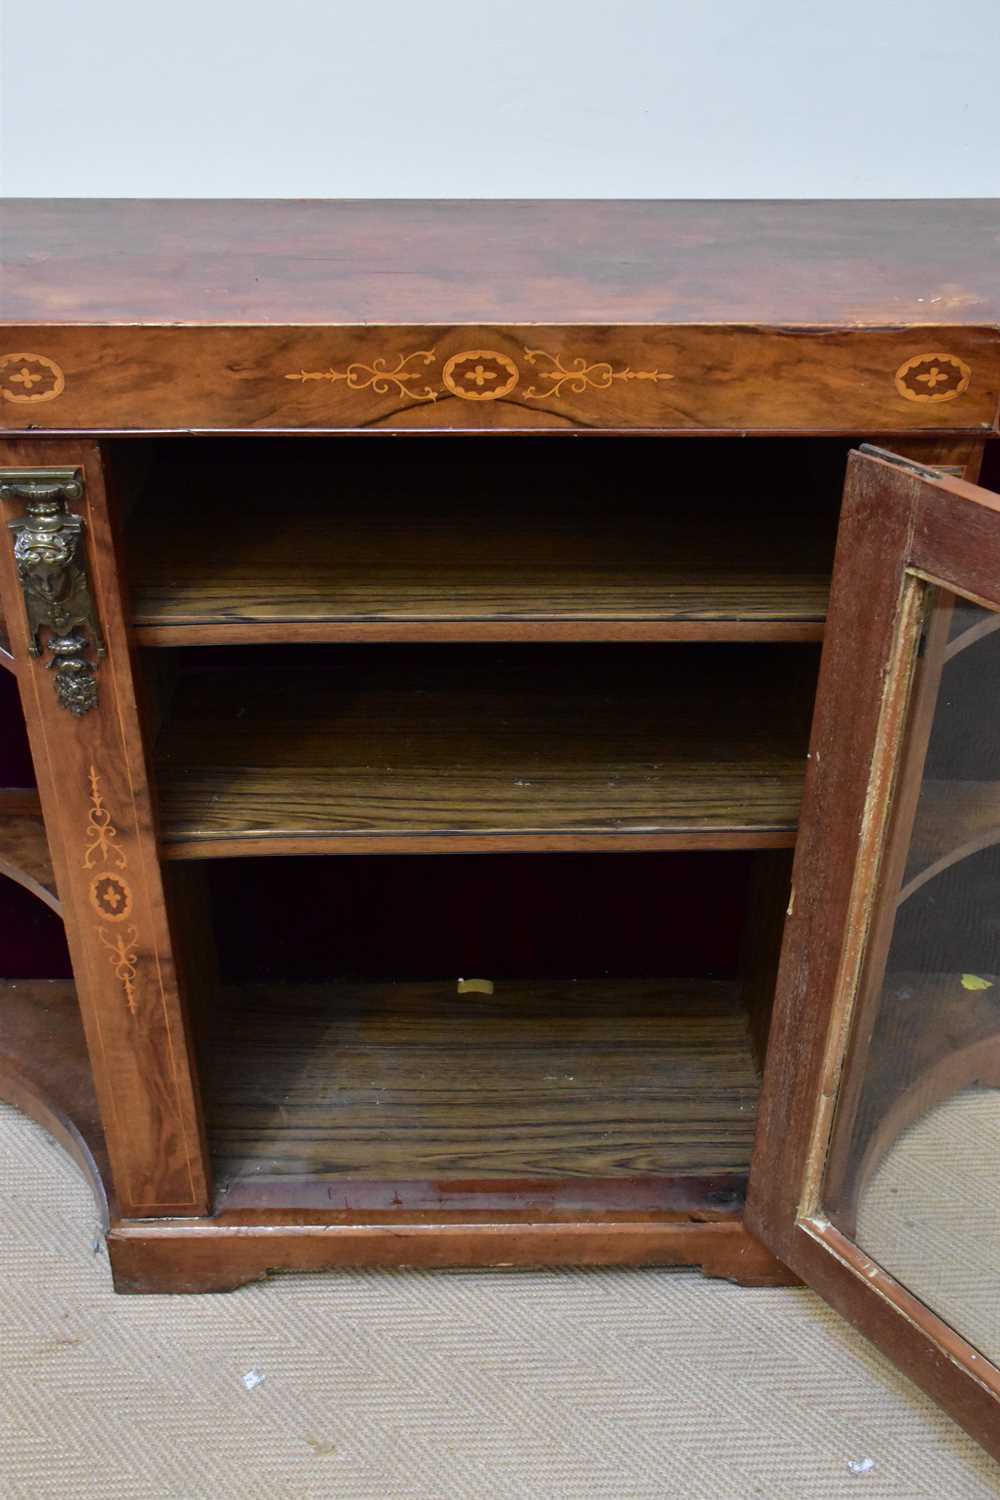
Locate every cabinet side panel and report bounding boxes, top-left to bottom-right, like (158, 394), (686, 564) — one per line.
(0, 438), (210, 1216)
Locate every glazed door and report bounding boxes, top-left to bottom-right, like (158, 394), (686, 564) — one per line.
(748, 446), (1000, 1459)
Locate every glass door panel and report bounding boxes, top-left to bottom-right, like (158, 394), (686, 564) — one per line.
(747, 447), (1000, 1459)
(823, 589), (1000, 1366)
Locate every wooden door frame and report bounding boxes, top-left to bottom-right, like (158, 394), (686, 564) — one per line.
(747, 446), (1000, 1460)
(0, 438), (211, 1218)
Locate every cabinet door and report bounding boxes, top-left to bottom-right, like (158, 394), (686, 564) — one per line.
(747, 445), (1000, 1458)
(0, 439), (210, 1219)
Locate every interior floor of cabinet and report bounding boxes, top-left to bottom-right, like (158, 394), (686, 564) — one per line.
(203, 977), (760, 1208)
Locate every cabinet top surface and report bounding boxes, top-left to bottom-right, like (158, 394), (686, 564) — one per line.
(3, 198), (999, 329)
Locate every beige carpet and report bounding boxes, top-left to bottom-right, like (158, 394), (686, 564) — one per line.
(858, 1087), (1000, 1369)
(1, 1103), (998, 1499)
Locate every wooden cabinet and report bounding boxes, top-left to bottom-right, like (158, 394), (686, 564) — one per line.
(1, 200), (998, 1456)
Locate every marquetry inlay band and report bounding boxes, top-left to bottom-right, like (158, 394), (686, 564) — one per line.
(83, 766), (139, 1014)
(287, 344), (675, 407)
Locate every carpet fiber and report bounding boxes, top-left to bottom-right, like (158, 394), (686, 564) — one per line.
(0, 1102), (998, 1499)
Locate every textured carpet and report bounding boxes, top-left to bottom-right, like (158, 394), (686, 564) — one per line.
(0, 1103), (998, 1499)
(858, 1087), (1000, 1370)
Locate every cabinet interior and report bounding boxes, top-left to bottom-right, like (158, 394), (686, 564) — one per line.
(171, 848), (789, 1216)
(117, 432), (833, 1218)
(122, 435), (848, 642)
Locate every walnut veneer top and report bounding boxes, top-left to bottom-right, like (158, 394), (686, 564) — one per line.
(3, 198), (999, 328)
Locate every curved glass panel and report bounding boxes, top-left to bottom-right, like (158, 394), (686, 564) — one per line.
(824, 588), (1000, 1364)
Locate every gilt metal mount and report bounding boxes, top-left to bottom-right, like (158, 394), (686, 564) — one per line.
(1, 468), (106, 715)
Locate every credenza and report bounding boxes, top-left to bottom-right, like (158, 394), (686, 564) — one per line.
(1, 199), (998, 1456)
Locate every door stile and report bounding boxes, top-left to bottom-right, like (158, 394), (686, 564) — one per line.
(0, 438), (211, 1218)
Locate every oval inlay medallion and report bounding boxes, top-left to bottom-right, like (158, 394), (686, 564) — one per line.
(894, 352), (972, 404)
(89, 872), (133, 923)
(0, 352), (66, 404)
(441, 350), (519, 402)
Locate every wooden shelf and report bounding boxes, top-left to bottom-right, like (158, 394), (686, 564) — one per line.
(0, 813), (60, 915)
(155, 645), (816, 857)
(205, 977), (759, 1212)
(128, 453), (834, 645)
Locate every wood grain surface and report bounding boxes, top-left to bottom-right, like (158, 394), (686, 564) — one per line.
(4, 202), (997, 432)
(0, 597), (11, 672)
(0, 437), (211, 1217)
(0, 978), (109, 1221)
(153, 644), (817, 855)
(0, 787), (42, 816)
(2, 323), (996, 435)
(3, 199), (999, 327)
(204, 978), (759, 1186)
(107, 1216), (793, 1294)
(0, 813), (60, 914)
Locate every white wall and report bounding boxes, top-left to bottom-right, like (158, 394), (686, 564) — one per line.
(2, 0), (998, 198)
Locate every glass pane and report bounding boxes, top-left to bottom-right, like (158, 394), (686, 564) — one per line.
(824, 587), (1000, 1365)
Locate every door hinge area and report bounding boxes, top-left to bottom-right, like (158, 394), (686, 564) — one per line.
(1, 467), (106, 715)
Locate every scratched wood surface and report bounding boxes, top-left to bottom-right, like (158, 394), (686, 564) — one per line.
(128, 444), (837, 643)
(4, 199), (999, 326)
(204, 978), (760, 1183)
(2, 202), (998, 433)
(153, 645), (817, 855)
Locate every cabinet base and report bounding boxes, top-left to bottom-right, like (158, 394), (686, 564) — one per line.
(0, 979), (796, 1292)
(107, 1216), (796, 1293)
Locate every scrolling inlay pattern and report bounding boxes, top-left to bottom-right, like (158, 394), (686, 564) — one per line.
(287, 344), (675, 406)
(285, 351), (438, 401)
(521, 347), (675, 399)
(84, 766), (139, 1014)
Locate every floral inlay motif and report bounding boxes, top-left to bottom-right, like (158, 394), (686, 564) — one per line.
(894, 353), (972, 404)
(89, 872), (133, 923)
(0, 353), (65, 404)
(83, 766), (139, 1013)
(441, 350), (520, 402)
